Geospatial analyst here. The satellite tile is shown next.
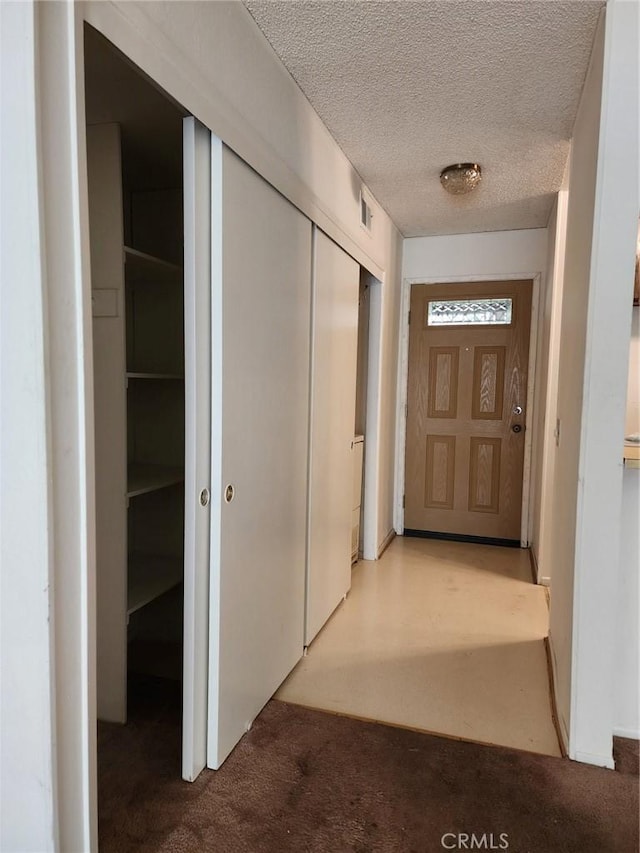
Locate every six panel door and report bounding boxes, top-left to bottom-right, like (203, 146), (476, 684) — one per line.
(404, 280), (532, 542)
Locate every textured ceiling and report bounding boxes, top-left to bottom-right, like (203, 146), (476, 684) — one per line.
(244, 0), (603, 237)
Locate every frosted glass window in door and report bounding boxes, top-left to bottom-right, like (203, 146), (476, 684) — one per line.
(427, 297), (513, 326)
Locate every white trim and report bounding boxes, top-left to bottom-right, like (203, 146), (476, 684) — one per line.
(362, 276), (384, 560)
(573, 751), (616, 770)
(395, 272), (542, 546)
(522, 274), (542, 547)
(393, 276), (412, 534)
(36, 2), (97, 848)
(304, 225), (318, 642)
(206, 135), (224, 770)
(1, 4), (59, 849)
(377, 528), (396, 559)
(534, 183), (570, 584)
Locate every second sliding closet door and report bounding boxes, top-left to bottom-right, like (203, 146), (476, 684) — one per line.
(306, 229), (360, 645)
(208, 146), (311, 769)
(182, 117), (212, 782)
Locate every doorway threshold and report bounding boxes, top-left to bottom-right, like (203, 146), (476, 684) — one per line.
(403, 529), (521, 548)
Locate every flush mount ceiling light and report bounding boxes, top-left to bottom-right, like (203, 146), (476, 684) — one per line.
(440, 163), (482, 195)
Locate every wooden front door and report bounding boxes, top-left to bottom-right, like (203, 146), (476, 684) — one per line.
(404, 280), (532, 543)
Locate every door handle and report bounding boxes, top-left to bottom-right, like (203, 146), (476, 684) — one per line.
(513, 405), (523, 415)
(512, 424), (523, 433)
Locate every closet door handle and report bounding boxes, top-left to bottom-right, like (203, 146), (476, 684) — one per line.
(199, 488), (210, 507)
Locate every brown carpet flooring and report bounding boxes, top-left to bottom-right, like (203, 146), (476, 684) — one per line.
(98, 676), (639, 853)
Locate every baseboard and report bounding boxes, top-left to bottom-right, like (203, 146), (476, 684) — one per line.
(528, 545), (551, 586)
(403, 529), (520, 548)
(613, 726), (640, 740)
(572, 750), (615, 769)
(544, 634), (568, 758)
(377, 529), (396, 559)
(528, 547), (538, 584)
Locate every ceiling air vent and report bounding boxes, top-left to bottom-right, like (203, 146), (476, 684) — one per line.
(359, 191), (372, 232)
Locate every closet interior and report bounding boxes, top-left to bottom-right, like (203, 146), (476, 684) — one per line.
(85, 26), (188, 721)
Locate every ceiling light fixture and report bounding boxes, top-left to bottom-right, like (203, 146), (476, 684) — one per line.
(440, 163), (482, 195)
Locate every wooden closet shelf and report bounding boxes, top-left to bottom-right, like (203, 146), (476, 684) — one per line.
(124, 246), (182, 283)
(127, 463), (184, 498)
(126, 372), (184, 380)
(127, 553), (183, 616)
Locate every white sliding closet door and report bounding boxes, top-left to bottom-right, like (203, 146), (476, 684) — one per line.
(208, 146), (311, 769)
(182, 117), (212, 781)
(306, 228), (360, 645)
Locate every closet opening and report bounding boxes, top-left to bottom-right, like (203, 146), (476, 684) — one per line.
(85, 23), (189, 742)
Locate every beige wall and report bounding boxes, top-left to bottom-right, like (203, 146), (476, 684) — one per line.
(529, 201), (557, 579)
(377, 236), (403, 549)
(547, 13), (605, 754)
(548, 0), (639, 765)
(529, 178), (569, 585)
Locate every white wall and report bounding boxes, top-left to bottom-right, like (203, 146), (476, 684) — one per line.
(547, 17), (605, 755)
(548, 1), (639, 766)
(402, 228), (548, 282)
(529, 200), (559, 581)
(3, 2), (98, 851)
(1, 4), (58, 850)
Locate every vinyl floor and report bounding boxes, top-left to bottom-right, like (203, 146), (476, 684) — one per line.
(277, 536), (561, 756)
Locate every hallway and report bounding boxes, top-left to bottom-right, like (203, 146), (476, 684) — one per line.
(277, 536), (561, 757)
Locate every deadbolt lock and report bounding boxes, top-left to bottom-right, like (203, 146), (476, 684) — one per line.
(512, 424), (523, 434)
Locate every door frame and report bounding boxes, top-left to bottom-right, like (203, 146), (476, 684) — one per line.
(360, 272), (384, 560)
(394, 272), (542, 547)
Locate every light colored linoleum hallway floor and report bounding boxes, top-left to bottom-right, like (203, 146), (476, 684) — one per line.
(276, 536), (561, 757)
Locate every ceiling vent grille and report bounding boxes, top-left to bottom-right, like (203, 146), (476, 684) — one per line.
(359, 191), (372, 232)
